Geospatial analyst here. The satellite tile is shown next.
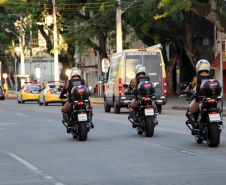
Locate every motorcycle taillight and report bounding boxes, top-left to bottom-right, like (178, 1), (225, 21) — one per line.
(144, 97), (151, 101)
(208, 99), (216, 103)
(78, 102), (84, 106)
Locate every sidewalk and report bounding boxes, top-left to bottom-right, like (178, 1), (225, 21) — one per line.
(5, 91), (226, 116)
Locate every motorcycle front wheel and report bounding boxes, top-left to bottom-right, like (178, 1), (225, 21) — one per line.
(78, 121), (87, 141)
(207, 123), (220, 147)
(144, 116), (154, 137)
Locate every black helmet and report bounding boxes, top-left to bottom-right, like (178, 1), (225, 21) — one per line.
(71, 85), (89, 100)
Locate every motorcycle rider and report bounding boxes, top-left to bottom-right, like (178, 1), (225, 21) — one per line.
(185, 59), (214, 129)
(126, 64), (154, 127)
(60, 67), (93, 131)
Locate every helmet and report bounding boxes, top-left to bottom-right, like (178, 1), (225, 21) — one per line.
(134, 65), (146, 76)
(196, 59), (210, 74)
(70, 68), (82, 78)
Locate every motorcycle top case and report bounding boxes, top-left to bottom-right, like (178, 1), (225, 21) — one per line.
(71, 85), (89, 100)
(138, 81), (155, 96)
(200, 79), (222, 97)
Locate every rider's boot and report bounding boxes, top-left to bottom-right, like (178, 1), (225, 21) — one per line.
(186, 114), (198, 130)
(129, 111), (138, 128)
(63, 114), (72, 133)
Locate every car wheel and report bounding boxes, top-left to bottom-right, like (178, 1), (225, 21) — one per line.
(114, 101), (120, 114)
(21, 96), (25, 104)
(104, 99), (111, 112)
(44, 98), (48, 106)
(39, 98), (43, 105)
(17, 96), (21, 103)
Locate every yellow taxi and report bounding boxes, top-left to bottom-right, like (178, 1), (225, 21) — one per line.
(38, 81), (67, 106)
(17, 82), (41, 104)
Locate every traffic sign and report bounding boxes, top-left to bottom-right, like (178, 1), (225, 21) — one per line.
(102, 58), (110, 73)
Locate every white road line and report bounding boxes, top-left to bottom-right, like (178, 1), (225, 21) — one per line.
(16, 113), (27, 117)
(8, 153), (64, 184)
(48, 120), (54, 122)
(162, 145), (196, 156)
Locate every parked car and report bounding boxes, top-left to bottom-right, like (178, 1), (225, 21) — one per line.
(0, 85), (5, 100)
(17, 82), (41, 104)
(104, 48), (167, 114)
(38, 81), (67, 106)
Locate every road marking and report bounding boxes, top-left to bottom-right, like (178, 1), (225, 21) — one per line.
(162, 145), (196, 156)
(8, 152), (64, 184)
(16, 113), (27, 117)
(48, 120), (54, 122)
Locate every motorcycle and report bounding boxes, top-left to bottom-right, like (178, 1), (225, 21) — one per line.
(62, 85), (93, 141)
(180, 79), (223, 147)
(128, 81), (158, 137)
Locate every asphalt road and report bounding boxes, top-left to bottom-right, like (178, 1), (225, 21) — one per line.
(0, 99), (226, 185)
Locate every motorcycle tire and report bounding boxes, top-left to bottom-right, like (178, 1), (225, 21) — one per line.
(78, 121), (87, 141)
(207, 123), (220, 147)
(144, 116), (154, 137)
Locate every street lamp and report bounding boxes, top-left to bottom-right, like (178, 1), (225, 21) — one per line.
(5, 28), (25, 87)
(66, 69), (71, 80)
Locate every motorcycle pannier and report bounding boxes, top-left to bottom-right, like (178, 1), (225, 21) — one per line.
(200, 79), (222, 97)
(71, 85), (89, 100)
(138, 81), (155, 96)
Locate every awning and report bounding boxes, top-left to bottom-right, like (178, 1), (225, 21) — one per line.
(211, 53), (226, 70)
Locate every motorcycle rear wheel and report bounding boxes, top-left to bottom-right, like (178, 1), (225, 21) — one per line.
(207, 123), (220, 147)
(78, 121), (87, 141)
(144, 116), (154, 137)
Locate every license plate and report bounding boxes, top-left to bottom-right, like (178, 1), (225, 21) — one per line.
(209, 113), (221, 122)
(145, 108), (154, 116)
(78, 114), (87, 121)
(32, 91), (38, 94)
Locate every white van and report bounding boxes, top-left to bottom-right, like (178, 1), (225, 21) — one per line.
(104, 49), (167, 114)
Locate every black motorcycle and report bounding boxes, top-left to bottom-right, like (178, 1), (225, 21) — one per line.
(128, 81), (158, 137)
(62, 85), (93, 141)
(181, 79), (223, 147)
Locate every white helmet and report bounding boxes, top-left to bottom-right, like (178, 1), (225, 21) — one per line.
(134, 65), (146, 76)
(70, 68), (82, 78)
(196, 59), (210, 74)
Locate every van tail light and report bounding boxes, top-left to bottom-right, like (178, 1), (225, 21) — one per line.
(144, 98), (151, 101)
(78, 102), (84, 106)
(208, 99), (216, 103)
(47, 90), (54, 93)
(119, 78), (123, 96)
(24, 90), (30, 93)
(163, 78), (167, 95)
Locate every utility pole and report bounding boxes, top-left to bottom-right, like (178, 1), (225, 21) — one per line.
(53, 0), (59, 81)
(116, 0), (122, 52)
(20, 14), (25, 87)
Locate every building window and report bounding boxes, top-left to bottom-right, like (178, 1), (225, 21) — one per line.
(202, 38), (209, 46)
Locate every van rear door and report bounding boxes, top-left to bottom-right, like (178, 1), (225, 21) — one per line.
(143, 52), (163, 95)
